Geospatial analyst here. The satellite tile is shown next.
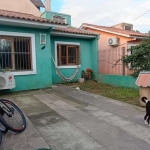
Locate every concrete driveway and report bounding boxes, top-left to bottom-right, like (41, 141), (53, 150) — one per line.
(0, 85), (150, 150)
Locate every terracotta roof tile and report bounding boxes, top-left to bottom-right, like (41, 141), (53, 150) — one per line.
(82, 23), (147, 37)
(54, 27), (98, 36)
(136, 74), (145, 87)
(30, 0), (45, 8)
(0, 9), (66, 25)
(0, 9), (98, 36)
(136, 73), (150, 87)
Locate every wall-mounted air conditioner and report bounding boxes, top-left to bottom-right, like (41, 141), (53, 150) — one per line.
(108, 37), (119, 46)
(0, 74), (16, 90)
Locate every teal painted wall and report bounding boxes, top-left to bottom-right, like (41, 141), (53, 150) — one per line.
(91, 38), (99, 80)
(0, 26), (98, 91)
(42, 11), (71, 26)
(98, 74), (138, 89)
(0, 25), (52, 91)
(51, 36), (98, 84)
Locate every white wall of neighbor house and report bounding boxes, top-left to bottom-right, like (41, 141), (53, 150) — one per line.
(0, 0), (41, 16)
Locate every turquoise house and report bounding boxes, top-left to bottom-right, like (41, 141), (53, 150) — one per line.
(0, 9), (99, 92)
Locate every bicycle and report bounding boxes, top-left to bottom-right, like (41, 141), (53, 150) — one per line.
(0, 99), (26, 145)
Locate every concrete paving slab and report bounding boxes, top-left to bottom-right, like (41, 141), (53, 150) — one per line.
(28, 111), (65, 127)
(14, 96), (52, 116)
(1, 117), (50, 150)
(1, 85), (150, 150)
(0, 89), (45, 99)
(33, 120), (105, 150)
(35, 91), (150, 150)
(43, 89), (88, 109)
(53, 85), (145, 125)
(83, 105), (150, 145)
(28, 99), (106, 149)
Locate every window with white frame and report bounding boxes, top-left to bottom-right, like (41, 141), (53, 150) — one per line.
(0, 32), (36, 75)
(56, 42), (80, 67)
(128, 44), (138, 69)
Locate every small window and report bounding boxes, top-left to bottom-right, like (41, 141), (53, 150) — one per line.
(53, 16), (66, 24)
(57, 44), (80, 66)
(40, 34), (46, 45)
(128, 44), (138, 69)
(0, 36), (32, 71)
(125, 26), (132, 31)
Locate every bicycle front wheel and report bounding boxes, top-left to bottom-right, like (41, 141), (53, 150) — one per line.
(0, 130), (2, 145)
(0, 99), (26, 133)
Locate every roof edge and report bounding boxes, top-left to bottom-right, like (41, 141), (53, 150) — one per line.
(41, 11), (71, 17)
(81, 24), (147, 38)
(0, 9), (68, 26)
(81, 24), (131, 37)
(51, 31), (97, 39)
(0, 16), (67, 29)
(30, 0), (45, 8)
(70, 26), (99, 36)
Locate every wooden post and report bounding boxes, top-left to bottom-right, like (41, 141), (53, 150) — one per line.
(122, 47), (125, 76)
(58, 45), (61, 65)
(11, 38), (15, 70)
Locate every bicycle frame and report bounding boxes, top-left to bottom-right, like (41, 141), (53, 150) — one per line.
(0, 100), (14, 117)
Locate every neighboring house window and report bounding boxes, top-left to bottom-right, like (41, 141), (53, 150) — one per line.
(128, 44), (138, 69)
(53, 16), (66, 24)
(0, 32), (36, 75)
(125, 26), (132, 31)
(55, 42), (80, 68)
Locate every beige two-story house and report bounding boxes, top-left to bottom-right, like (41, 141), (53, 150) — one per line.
(0, 0), (45, 16)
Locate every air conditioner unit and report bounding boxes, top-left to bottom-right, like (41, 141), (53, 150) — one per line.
(108, 37), (119, 46)
(0, 74), (16, 90)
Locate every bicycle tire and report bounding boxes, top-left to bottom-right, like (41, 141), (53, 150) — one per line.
(0, 99), (26, 133)
(0, 130), (2, 145)
(0, 122), (8, 134)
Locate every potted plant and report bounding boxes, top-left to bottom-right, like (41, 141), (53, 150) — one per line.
(85, 68), (93, 80)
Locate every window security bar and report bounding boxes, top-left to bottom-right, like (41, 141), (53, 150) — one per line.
(0, 36), (32, 71)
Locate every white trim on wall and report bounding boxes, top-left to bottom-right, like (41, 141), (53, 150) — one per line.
(0, 31), (36, 76)
(128, 44), (138, 55)
(54, 41), (81, 69)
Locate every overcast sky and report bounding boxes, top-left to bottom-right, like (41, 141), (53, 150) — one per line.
(44, 0), (150, 33)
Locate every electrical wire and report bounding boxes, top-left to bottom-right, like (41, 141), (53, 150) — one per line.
(98, 60), (122, 65)
(133, 9), (150, 21)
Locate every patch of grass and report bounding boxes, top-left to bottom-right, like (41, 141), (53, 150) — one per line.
(65, 81), (139, 106)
